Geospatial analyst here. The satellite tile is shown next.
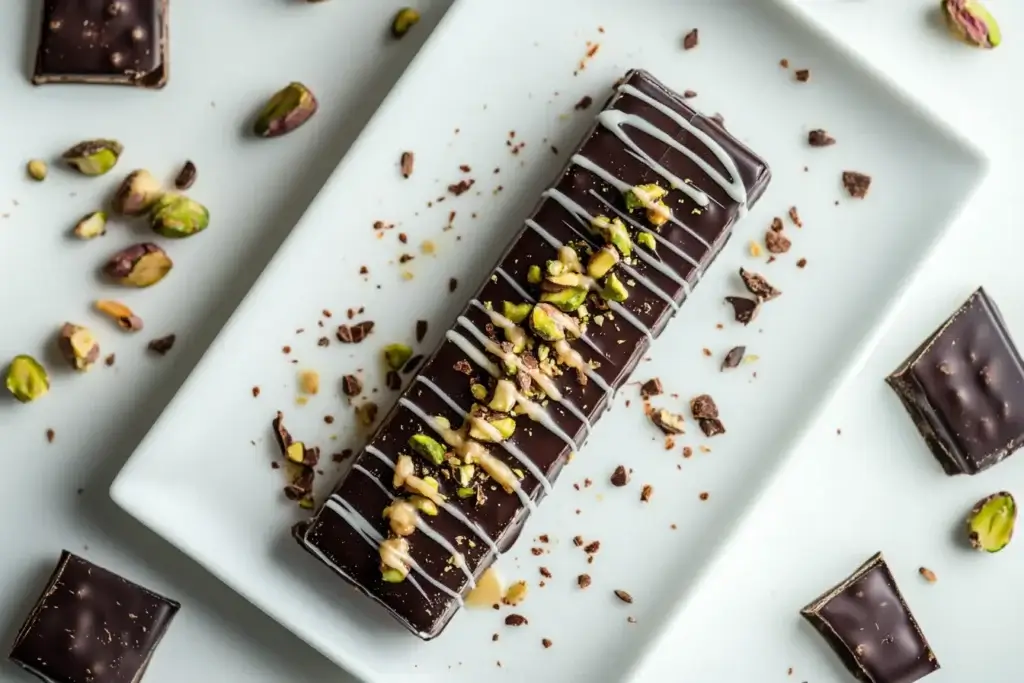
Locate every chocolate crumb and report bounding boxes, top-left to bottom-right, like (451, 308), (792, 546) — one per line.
(538, 534), (549, 543)
(627, 616), (637, 624)
(252, 386), (261, 397)
(770, 216), (784, 232)
(318, 336), (330, 347)
(610, 465), (629, 487)
(148, 334), (176, 355)
(398, 253), (415, 264)
(359, 265), (369, 275)
(739, 268), (781, 301)
(725, 296), (759, 325)
(583, 477), (593, 488)
(683, 446), (693, 458)
(448, 277), (458, 292)
(683, 89), (697, 98)
(797, 258), (808, 269)
(492, 633), (499, 642)
(400, 151), (414, 178)
(780, 58), (790, 68)
(919, 567), (937, 583)
(398, 233), (408, 244)
(573, 535), (584, 547)
(415, 320), (428, 343)
(282, 345), (292, 354)
(583, 540), (600, 554)
(640, 484), (653, 502)
(104, 353), (116, 367)
(271, 462), (280, 469)
(504, 614), (528, 627)
(690, 394), (719, 420)
(699, 492), (710, 501)
(448, 179), (475, 196)
(842, 171), (871, 198)
(333, 449), (353, 463)
(531, 547), (544, 556)
(174, 161), (197, 190)
(323, 415), (335, 425)
(337, 321), (374, 344)
(702, 347), (712, 357)
(650, 408), (685, 435)
(699, 418), (726, 437)
(808, 129), (836, 147)
(541, 638), (552, 649)
(722, 346), (745, 370)
(46, 428), (55, 443)
(539, 567), (552, 578)
(386, 370), (402, 391)
(788, 206), (803, 227)
(639, 377), (663, 399)
(787, 667), (793, 676)
(682, 28), (699, 50)
(614, 589), (634, 604)
(574, 95), (593, 111)
(765, 229), (791, 254)
(795, 68), (810, 82)
(342, 374), (363, 397)
(459, 164), (471, 173)
(577, 574), (592, 589)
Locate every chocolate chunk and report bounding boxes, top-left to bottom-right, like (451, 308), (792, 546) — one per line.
(10, 551), (179, 683)
(722, 345), (745, 370)
(574, 95), (593, 111)
(726, 296), (759, 325)
(342, 374), (363, 396)
(765, 229), (791, 254)
(699, 418), (726, 437)
(683, 29), (699, 50)
(147, 334), (175, 355)
(887, 288), (1024, 475)
(842, 171), (871, 198)
(386, 370), (402, 391)
(174, 160), (197, 190)
(337, 321), (374, 343)
(801, 552), (939, 683)
(416, 319), (428, 343)
(640, 377), (663, 399)
(650, 408), (686, 435)
(795, 69), (810, 82)
(504, 614), (528, 627)
(34, 0), (169, 88)
(739, 268), (781, 301)
(808, 129), (836, 147)
(690, 394), (719, 420)
(610, 465), (629, 487)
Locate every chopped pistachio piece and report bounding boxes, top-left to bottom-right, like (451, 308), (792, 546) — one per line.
(488, 379), (518, 413)
(592, 215), (632, 257)
(381, 567), (406, 583)
(967, 491), (1016, 552)
(530, 303), (566, 342)
(587, 245), (619, 279)
(408, 433), (446, 465)
(501, 301), (532, 324)
(489, 417), (516, 440)
(470, 383), (489, 401)
(540, 286), (587, 312)
(458, 464), (476, 487)
(637, 231), (657, 251)
(73, 211), (107, 240)
(457, 487), (476, 499)
(62, 139), (123, 176)
(5, 355), (49, 403)
(383, 343), (414, 371)
(601, 273), (629, 302)
(409, 495), (439, 516)
(527, 265), (542, 284)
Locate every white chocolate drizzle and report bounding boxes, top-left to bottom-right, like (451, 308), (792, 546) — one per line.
(588, 191), (702, 272)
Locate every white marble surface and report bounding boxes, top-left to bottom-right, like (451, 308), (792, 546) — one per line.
(0, 1), (1018, 682)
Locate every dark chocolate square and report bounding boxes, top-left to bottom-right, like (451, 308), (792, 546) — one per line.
(33, 0), (169, 88)
(887, 287), (1024, 475)
(801, 553), (939, 683)
(9, 551), (180, 683)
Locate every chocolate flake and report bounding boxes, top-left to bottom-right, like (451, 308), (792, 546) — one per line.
(614, 589), (634, 604)
(577, 574), (592, 589)
(690, 394), (719, 420)
(504, 614), (528, 627)
(765, 229), (791, 254)
(639, 377), (663, 399)
(699, 418), (726, 437)
(842, 171), (871, 198)
(722, 345), (745, 370)
(448, 179), (475, 196)
(725, 296), (759, 325)
(415, 320), (428, 343)
(342, 374), (363, 397)
(574, 95), (593, 111)
(337, 321), (375, 344)
(795, 69), (810, 82)
(610, 465), (629, 487)
(683, 28), (699, 50)
(808, 129), (836, 147)
(739, 268), (781, 301)
(147, 334), (176, 355)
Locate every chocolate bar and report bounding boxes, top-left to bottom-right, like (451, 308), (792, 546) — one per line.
(9, 551), (180, 683)
(294, 69), (771, 638)
(33, 0), (169, 88)
(801, 553), (939, 683)
(887, 287), (1024, 475)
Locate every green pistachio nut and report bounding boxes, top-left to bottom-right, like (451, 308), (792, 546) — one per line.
(501, 301), (532, 324)
(434, 415), (451, 431)
(103, 243), (173, 287)
(150, 194), (210, 238)
(488, 379), (518, 413)
(409, 495), (439, 516)
(383, 343), (414, 371)
(587, 245), (620, 279)
(57, 323), (101, 372)
(943, 0), (1000, 48)
(113, 169), (164, 216)
(624, 183), (667, 212)
(592, 215), (632, 257)
(545, 272), (582, 289)
(285, 442), (307, 464)
(391, 7), (421, 38)
(527, 265), (542, 284)
(73, 211), (107, 240)
(489, 417), (516, 440)
(545, 259), (565, 277)
(540, 286), (587, 313)
(601, 273), (629, 302)
(27, 159), (47, 181)
(468, 415), (493, 442)
(530, 303), (566, 342)
(408, 433), (446, 465)
(458, 464), (476, 487)
(470, 383), (489, 401)
(456, 487), (476, 499)
(637, 231), (657, 251)
(502, 359), (517, 376)
(381, 568), (407, 583)
(5, 355), (50, 403)
(967, 491), (1016, 552)
(62, 139), (123, 176)
(254, 82), (319, 138)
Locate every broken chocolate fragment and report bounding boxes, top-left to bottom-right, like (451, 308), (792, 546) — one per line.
(765, 230), (791, 254)
(574, 95), (593, 111)
(682, 29), (699, 50)
(690, 394), (719, 420)
(739, 268), (781, 301)
(699, 418), (726, 437)
(795, 69), (810, 82)
(337, 321), (374, 344)
(416, 319), (428, 343)
(639, 377), (663, 399)
(725, 296), (759, 325)
(342, 374), (363, 397)
(147, 334), (176, 355)
(386, 370), (402, 391)
(610, 465), (629, 487)
(721, 345), (745, 370)
(649, 408), (685, 435)
(842, 171), (871, 199)
(808, 129), (836, 147)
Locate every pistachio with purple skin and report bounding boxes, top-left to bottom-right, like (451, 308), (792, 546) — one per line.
(57, 323), (101, 371)
(62, 139), (123, 176)
(103, 243), (173, 287)
(253, 82), (318, 138)
(942, 0), (1000, 48)
(112, 169), (164, 216)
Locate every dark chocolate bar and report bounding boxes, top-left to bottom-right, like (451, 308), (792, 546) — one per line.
(33, 0), (169, 88)
(294, 69), (771, 638)
(801, 553), (939, 683)
(9, 550), (180, 683)
(887, 287), (1024, 475)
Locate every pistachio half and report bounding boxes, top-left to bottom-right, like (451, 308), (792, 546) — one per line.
(967, 491), (1016, 552)
(943, 0), (1000, 48)
(150, 194), (210, 238)
(62, 139), (123, 176)
(112, 169), (164, 216)
(72, 211), (107, 240)
(103, 243), (173, 287)
(5, 355), (50, 403)
(57, 323), (101, 371)
(254, 82), (319, 138)
(408, 433), (446, 466)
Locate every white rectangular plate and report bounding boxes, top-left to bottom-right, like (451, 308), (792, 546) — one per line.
(111, 1), (986, 681)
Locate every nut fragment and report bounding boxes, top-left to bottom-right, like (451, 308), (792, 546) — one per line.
(808, 129), (836, 147)
(503, 581), (528, 606)
(62, 139), (123, 176)
(967, 491), (1016, 552)
(150, 194), (210, 238)
(391, 7), (420, 38)
(721, 345), (745, 370)
(112, 169), (164, 216)
(72, 211), (107, 240)
(842, 171), (872, 199)
(148, 334), (176, 356)
(174, 161), (198, 190)
(765, 230), (790, 255)
(298, 370), (320, 395)
(942, 0), (1000, 48)
(639, 378), (663, 399)
(5, 355), (50, 402)
(739, 268), (781, 301)
(95, 300), (144, 332)
(253, 82), (319, 138)
(649, 409), (685, 435)
(103, 243), (173, 287)
(400, 151), (414, 178)
(614, 589), (634, 604)
(26, 159), (48, 181)
(57, 324), (101, 371)
(383, 343), (413, 371)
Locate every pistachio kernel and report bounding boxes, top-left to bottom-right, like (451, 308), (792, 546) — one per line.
(470, 383), (489, 401)
(72, 211), (107, 240)
(95, 300), (144, 332)
(943, 0), (1000, 48)
(112, 169), (164, 216)
(530, 304), (566, 342)
(150, 194), (210, 238)
(967, 491), (1016, 552)
(57, 323), (101, 371)
(103, 243), (173, 288)
(636, 231), (657, 251)
(540, 286), (587, 313)
(488, 379), (518, 413)
(26, 159), (48, 181)
(600, 273), (629, 302)
(390, 7), (421, 38)
(501, 301), (532, 324)
(586, 245), (619, 279)
(62, 139), (123, 176)
(254, 82), (319, 138)
(383, 343), (414, 371)
(408, 433), (446, 466)
(5, 355), (50, 403)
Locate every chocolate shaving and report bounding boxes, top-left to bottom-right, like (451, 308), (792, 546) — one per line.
(739, 268), (781, 301)
(721, 345), (745, 370)
(386, 370), (402, 391)
(342, 374), (363, 397)
(639, 377), (663, 399)
(574, 95), (593, 111)
(614, 589), (634, 604)
(610, 465), (629, 487)
(683, 28), (699, 50)
(337, 321), (374, 343)
(842, 171), (871, 198)
(699, 418), (726, 437)
(795, 69), (810, 82)
(808, 129), (835, 147)
(147, 334), (176, 355)
(415, 319), (428, 343)
(448, 179), (475, 196)
(725, 296), (759, 325)
(403, 354), (424, 375)
(765, 229), (791, 254)
(649, 408), (685, 435)
(690, 394), (719, 420)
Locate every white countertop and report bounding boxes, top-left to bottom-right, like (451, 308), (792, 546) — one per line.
(0, 1), (1019, 682)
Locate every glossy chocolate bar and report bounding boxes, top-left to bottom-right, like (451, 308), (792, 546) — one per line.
(294, 69), (771, 638)
(887, 287), (1024, 475)
(801, 553), (939, 683)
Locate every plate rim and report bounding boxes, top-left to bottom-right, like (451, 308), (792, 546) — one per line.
(111, 1), (990, 681)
